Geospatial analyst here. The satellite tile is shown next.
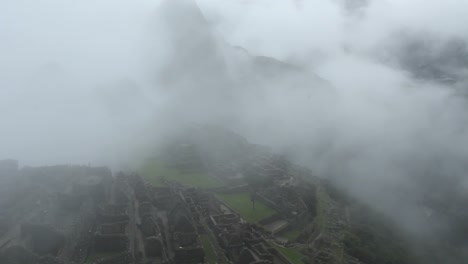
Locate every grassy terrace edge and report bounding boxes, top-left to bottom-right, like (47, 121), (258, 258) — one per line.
(140, 159), (225, 188)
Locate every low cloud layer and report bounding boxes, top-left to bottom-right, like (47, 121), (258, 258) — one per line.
(1, 0), (160, 167)
(2, 1), (468, 260)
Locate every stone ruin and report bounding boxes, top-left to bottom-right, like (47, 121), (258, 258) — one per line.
(20, 223), (65, 256)
(150, 187), (173, 210)
(94, 251), (133, 264)
(167, 185), (298, 264)
(98, 221), (128, 234)
(140, 217), (167, 261)
(140, 214), (160, 237)
(94, 204), (130, 253)
(94, 230), (129, 252)
(56, 193), (83, 211)
(72, 179), (105, 202)
(184, 188), (213, 219)
(169, 203), (205, 264)
(0, 165), (137, 264)
(0, 245), (64, 264)
(136, 197), (168, 261)
(97, 204), (130, 223)
(145, 236), (164, 258)
(0, 162), (308, 264)
(210, 213), (240, 228)
(208, 213), (289, 264)
(173, 232), (205, 264)
(128, 174), (151, 203)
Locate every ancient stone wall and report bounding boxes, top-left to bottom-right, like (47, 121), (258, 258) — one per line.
(144, 236), (163, 257)
(57, 193), (83, 211)
(95, 251), (133, 264)
(67, 197), (96, 263)
(20, 223), (65, 256)
(94, 234), (129, 252)
(98, 221), (128, 234)
(174, 246), (205, 264)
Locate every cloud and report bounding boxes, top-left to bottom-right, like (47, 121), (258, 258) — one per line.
(0, 0), (161, 167)
(175, 1), (468, 254)
(2, 1), (468, 260)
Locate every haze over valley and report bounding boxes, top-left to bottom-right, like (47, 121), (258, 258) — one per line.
(1, 0), (468, 263)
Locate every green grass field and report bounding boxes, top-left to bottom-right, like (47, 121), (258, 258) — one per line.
(316, 186), (331, 230)
(200, 235), (216, 264)
(279, 229), (302, 241)
(140, 159), (225, 188)
(215, 192), (276, 223)
(272, 244), (304, 264)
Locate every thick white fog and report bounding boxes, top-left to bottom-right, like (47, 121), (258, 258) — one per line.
(1, 0), (161, 167)
(2, 0), (468, 246)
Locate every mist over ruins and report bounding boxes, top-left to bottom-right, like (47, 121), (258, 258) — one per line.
(2, 0), (468, 264)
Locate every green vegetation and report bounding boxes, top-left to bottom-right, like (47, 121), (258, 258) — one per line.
(200, 235), (216, 264)
(140, 159), (224, 188)
(215, 192), (276, 223)
(343, 205), (415, 264)
(343, 229), (412, 264)
(272, 244), (304, 264)
(279, 229), (302, 241)
(315, 186), (330, 230)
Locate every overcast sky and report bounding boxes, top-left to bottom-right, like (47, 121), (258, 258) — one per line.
(2, 0), (467, 166)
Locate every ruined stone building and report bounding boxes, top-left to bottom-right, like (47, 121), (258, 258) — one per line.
(0, 159), (317, 264)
